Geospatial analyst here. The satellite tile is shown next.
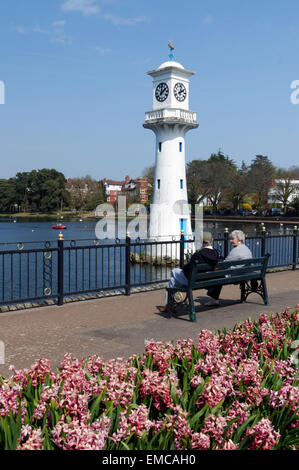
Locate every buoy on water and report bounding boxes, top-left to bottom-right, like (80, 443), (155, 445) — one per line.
(52, 223), (67, 230)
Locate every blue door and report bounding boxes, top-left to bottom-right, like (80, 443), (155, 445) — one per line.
(180, 219), (187, 248)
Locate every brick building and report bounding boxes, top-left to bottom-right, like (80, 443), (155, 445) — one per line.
(103, 176), (150, 204)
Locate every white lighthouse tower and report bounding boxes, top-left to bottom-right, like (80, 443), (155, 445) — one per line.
(143, 45), (198, 253)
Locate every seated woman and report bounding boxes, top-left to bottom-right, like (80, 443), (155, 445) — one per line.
(205, 229), (252, 306)
(160, 232), (221, 312)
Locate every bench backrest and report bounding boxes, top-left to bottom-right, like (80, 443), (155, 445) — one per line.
(189, 254), (270, 288)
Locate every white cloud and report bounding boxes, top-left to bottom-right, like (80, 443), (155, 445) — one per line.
(34, 23), (73, 45)
(14, 25), (27, 34)
(52, 20), (67, 27)
(103, 13), (144, 26)
(95, 46), (111, 54)
(33, 25), (51, 34)
(51, 35), (73, 45)
(202, 14), (213, 25)
(61, 0), (100, 16)
(60, 0), (145, 26)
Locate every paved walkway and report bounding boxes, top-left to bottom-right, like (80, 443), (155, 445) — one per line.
(0, 270), (298, 377)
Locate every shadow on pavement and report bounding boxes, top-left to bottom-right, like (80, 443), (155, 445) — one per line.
(155, 295), (265, 322)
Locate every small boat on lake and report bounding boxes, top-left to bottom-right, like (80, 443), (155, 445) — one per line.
(52, 223), (67, 230)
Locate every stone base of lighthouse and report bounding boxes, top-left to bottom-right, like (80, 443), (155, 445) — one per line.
(145, 237), (194, 263)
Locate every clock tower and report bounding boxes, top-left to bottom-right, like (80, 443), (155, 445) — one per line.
(143, 48), (198, 253)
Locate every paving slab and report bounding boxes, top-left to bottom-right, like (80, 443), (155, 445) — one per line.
(0, 270), (298, 377)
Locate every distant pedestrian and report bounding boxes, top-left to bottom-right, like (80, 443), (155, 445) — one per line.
(160, 232), (221, 312)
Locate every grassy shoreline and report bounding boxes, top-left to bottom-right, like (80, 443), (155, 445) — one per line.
(0, 212), (94, 221)
(0, 212), (141, 221)
(1, 212), (298, 225)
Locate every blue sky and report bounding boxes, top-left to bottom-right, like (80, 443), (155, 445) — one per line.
(0, 0), (299, 181)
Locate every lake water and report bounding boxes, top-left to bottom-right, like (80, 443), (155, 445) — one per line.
(0, 217), (295, 246)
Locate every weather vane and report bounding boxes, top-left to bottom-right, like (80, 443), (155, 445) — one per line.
(168, 40), (174, 61)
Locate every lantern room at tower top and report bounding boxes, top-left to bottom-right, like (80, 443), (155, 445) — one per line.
(146, 60), (194, 111)
(143, 52), (199, 249)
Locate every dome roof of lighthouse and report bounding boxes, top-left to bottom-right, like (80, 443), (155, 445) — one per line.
(157, 60), (184, 70)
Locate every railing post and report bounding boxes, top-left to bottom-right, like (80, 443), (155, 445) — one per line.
(261, 226), (266, 257)
(125, 232), (131, 296)
(293, 225), (298, 270)
(180, 230), (185, 268)
(224, 228), (229, 258)
(57, 232), (64, 306)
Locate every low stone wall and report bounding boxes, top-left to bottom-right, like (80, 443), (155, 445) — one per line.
(0, 283), (168, 313)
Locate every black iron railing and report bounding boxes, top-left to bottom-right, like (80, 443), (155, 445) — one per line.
(0, 228), (298, 306)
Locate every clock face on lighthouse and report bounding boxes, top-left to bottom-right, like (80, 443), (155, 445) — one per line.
(155, 82), (169, 102)
(174, 82), (187, 102)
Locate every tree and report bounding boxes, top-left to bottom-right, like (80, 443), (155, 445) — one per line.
(0, 179), (17, 212)
(186, 159), (209, 207)
(13, 169), (69, 213)
(67, 177), (88, 211)
(15, 172), (31, 211)
(292, 197), (299, 215)
(288, 166), (299, 179)
(85, 180), (106, 211)
(28, 169), (68, 212)
(270, 175), (299, 213)
(226, 161), (250, 212)
(248, 155), (276, 210)
(68, 176), (106, 212)
(199, 152), (236, 213)
(186, 152), (237, 213)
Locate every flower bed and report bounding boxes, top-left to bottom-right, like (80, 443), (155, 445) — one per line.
(0, 308), (298, 450)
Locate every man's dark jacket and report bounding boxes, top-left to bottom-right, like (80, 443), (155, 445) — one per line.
(182, 247), (221, 279)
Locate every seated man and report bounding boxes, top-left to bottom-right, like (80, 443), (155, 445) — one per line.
(160, 232), (221, 312)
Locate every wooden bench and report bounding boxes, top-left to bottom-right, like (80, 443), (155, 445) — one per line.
(166, 254), (270, 322)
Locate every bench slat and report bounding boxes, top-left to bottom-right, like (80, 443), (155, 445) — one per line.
(189, 257), (266, 274)
(193, 272), (262, 289)
(192, 265), (263, 282)
(216, 257), (266, 268)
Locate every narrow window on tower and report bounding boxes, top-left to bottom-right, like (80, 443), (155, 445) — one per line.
(159, 142), (162, 152)
(179, 142), (182, 152)
(180, 179), (183, 189)
(157, 179), (160, 190)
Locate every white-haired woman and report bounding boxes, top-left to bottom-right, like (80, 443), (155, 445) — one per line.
(205, 230), (252, 306)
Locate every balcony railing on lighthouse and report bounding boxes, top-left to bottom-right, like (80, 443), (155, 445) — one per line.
(144, 109), (197, 123)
